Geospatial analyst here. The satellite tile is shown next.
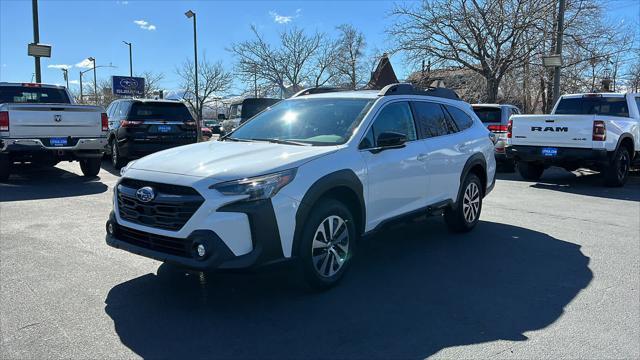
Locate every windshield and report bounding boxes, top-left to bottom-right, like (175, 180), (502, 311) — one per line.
(0, 86), (71, 104)
(228, 98), (374, 145)
(555, 97), (629, 117)
(472, 107), (502, 123)
(128, 102), (193, 121)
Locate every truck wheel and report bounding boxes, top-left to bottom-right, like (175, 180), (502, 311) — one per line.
(603, 147), (630, 187)
(0, 154), (10, 182)
(444, 173), (483, 233)
(80, 158), (101, 177)
(517, 161), (544, 181)
(298, 198), (356, 290)
(111, 141), (127, 169)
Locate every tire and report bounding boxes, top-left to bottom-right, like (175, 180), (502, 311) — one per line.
(517, 161), (544, 181)
(111, 140), (127, 169)
(444, 173), (483, 233)
(80, 157), (101, 177)
(603, 147), (631, 187)
(0, 154), (10, 182)
(297, 198), (356, 290)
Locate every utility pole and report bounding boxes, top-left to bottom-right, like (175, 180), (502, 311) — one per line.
(79, 71), (83, 102)
(89, 57), (97, 105)
(123, 41), (133, 77)
(552, 0), (566, 105)
(31, 0), (41, 83)
(61, 68), (69, 88)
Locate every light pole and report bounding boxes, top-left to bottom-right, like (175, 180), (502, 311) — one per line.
(61, 68), (69, 88)
(79, 71), (83, 102)
(31, 0), (41, 83)
(88, 57), (97, 104)
(122, 41), (133, 77)
(79, 63), (116, 104)
(185, 9), (202, 141)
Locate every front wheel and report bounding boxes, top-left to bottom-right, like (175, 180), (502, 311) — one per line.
(603, 147), (630, 187)
(444, 173), (483, 233)
(298, 199), (356, 290)
(517, 161), (544, 181)
(80, 158), (101, 177)
(111, 140), (127, 169)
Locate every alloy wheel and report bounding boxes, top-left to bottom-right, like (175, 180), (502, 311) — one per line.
(462, 182), (480, 223)
(111, 142), (118, 167)
(618, 151), (629, 180)
(311, 215), (350, 277)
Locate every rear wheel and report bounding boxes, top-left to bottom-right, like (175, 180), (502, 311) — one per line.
(603, 147), (630, 187)
(80, 158), (101, 177)
(517, 161), (544, 181)
(111, 140), (127, 169)
(444, 173), (483, 233)
(0, 154), (10, 182)
(298, 198), (356, 290)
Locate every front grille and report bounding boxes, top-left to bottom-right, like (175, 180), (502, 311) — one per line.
(117, 179), (204, 231)
(116, 225), (190, 257)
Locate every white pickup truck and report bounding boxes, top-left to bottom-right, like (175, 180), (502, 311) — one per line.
(0, 82), (108, 181)
(507, 92), (639, 186)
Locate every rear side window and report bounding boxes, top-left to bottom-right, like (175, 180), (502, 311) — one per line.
(472, 107), (502, 123)
(370, 102), (417, 144)
(411, 101), (451, 138)
(445, 105), (474, 131)
(0, 86), (70, 104)
(128, 102), (193, 121)
(555, 97), (629, 117)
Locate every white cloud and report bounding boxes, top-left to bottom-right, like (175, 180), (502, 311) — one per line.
(48, 64), (72, 70)
(75, 58), (94, 68)
(134, 19), (156, 31)
(269, 9), (301, 24)
(68, 80), (80, 85)
(116, 0), (129, 4)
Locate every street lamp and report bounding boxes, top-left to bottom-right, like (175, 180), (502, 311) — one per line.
(185, 9), (202, 141)
(79, 63), (116, 104)
(61, 68), (69, 88)
(88, 57), (97, 104)
(122, 41), (133, 77)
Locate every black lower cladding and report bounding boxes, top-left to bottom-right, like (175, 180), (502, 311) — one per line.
(106, 212), (235, 270)
(117, 178), (204, 231)
(217, 199), (285, 268)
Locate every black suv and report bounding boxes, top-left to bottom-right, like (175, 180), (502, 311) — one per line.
(105, 99), (197, 168)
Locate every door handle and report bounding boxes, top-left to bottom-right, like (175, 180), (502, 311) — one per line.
(417, 153), (428, 162)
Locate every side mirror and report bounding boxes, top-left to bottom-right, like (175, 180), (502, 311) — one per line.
(376, 131), (407, 150)
(218, 113), (227, 120)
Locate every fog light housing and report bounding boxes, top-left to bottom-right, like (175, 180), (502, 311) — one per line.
(107, 222), (114, 235)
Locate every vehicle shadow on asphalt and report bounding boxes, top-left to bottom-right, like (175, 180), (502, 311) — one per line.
(0, 164), (108, 202)
(497, 167), (640, 202)
(104, 219), (592, 359)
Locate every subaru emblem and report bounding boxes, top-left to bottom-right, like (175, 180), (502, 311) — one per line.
(136, 186), (155, 203)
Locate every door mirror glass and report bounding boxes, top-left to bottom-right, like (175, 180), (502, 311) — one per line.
(376, 131), (407, 148)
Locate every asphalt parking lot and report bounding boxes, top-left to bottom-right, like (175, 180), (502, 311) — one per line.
(1, 161), (638, 359)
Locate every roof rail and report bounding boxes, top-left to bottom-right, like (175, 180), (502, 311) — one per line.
(291, 87), (344, 98)
(378, 83), (460, 100)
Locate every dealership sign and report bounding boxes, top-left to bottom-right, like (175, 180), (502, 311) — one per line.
(112, 76), (145, 96)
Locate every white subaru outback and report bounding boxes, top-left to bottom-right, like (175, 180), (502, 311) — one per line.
(106, 83), (496, 289)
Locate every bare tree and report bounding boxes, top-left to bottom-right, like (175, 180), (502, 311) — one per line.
(176, 55), (232, 120)
(390, 0), (551, 102)
(335, 24), (367, 89)
(310, 38), (341, 88)
(230, 25), (323, 96)
(138, 71), (165, 98)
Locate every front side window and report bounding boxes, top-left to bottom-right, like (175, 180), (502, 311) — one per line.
(445, 105), (475, 131)
(412, 101), (451, 138)
(229, 98), (374, 146)
(369, 102), (417, 145)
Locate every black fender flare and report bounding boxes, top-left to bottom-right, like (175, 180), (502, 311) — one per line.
(459, 153), (488, 197)
(293, 169), (365, 256)
(614, 133), (636, 157)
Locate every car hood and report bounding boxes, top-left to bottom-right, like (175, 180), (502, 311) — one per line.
(129, 140), (340, 180)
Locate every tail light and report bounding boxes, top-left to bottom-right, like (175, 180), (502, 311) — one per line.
(487, 124), (508, 133)
(592, 120), (606, 141)
(506, 119), (513, 138)
(101, 113), (109, 131)
(21, 83), (41, 87)
(183, 120), (197, 128)
(0, 111), (8, 131)
(120, 120), (143, 127)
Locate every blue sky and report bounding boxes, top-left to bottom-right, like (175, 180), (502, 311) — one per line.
(1, 0), (638, 95)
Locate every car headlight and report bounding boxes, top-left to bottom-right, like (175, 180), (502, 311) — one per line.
(120, 160), (136, 176)
(210, 168), (297, 202)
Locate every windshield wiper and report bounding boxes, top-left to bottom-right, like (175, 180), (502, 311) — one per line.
(249, 138), (310, 146)
(221, 137), (254, 142)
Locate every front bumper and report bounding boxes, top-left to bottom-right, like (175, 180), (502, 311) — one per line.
(106, 197), (286, 270)
(507, 145), (609, 164)
(1, 137), (107, 157)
